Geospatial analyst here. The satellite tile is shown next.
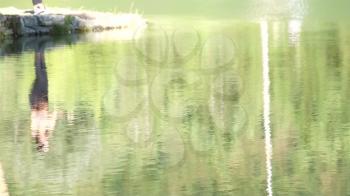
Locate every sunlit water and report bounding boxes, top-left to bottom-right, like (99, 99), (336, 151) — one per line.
(1, 14), (350, 196)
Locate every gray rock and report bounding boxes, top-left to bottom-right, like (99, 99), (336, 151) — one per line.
(22, 15), (38, 27)
(0, 15), (6, 23)
(22, 27), (37, 35)
(9, 16), (25, 36)
(0, 28), (13, 36)
(37, 15), (65, 26)
(71, 16), (80, 30)
(0, 8), (146, 38)
(34, 26), (51, 34)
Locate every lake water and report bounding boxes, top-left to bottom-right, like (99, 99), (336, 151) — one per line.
(1, 2), (350, 196)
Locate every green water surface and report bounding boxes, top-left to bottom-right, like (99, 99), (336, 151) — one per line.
(1, 1), (350, 196)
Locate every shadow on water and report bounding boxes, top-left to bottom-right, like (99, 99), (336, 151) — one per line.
(0, 35), (104, 194)
(29, 39), (57, 152)
(0, 35), (79, 56)
(1, 35), (80, 153)
(0, 28), (139, 56)
(0, 30), (139, 155)
(1, 35), (89, 153)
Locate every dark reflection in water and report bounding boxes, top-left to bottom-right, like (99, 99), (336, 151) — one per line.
(29, 43), (57, 152)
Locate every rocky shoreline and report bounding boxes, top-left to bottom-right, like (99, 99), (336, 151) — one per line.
(0, 7), (147, 38)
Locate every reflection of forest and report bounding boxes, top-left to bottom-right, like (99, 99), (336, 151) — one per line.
(270, 21), (350, 196)
(0, 20), (349, 195)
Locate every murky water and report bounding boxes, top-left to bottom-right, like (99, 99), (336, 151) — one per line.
(1, 7), (350, 195)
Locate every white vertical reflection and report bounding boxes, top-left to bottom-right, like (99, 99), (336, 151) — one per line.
(288, 19), (302, 44)
(0, 163), (9, 196)
(261, 20), (273, 196)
